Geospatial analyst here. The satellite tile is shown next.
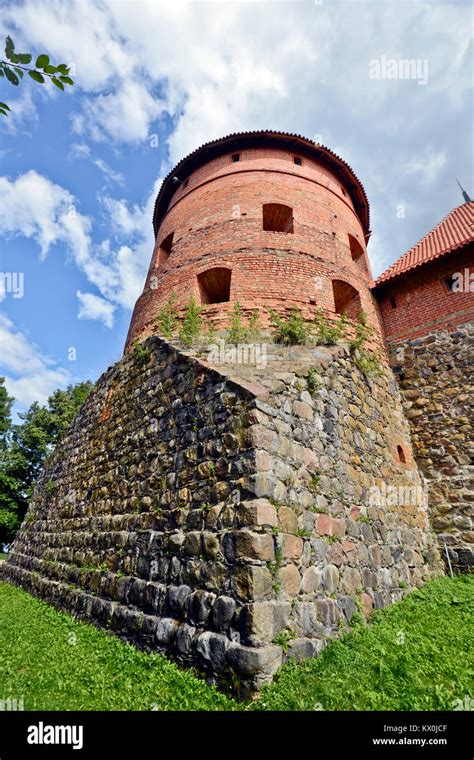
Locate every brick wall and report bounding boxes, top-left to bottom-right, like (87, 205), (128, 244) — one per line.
(375, 245), (474, 343)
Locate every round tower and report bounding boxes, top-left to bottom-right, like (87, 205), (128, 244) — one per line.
(125, 130), (382, 351)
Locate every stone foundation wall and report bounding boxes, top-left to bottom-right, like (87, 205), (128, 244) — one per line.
(1, 337), (442, 695)
(388, 322), (474, 572)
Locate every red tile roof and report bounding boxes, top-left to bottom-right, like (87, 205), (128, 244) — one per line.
(374, 201), (474, 286)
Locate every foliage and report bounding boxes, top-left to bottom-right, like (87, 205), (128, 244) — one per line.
(0, 576), (471, 710)
(0, 582), (234, 711)
(348, 310), (372, 352)
(0, 36), (74, 116)
(306, 369), (324, 395)
(156, 293), (178, 339)
(254, 576), (474, 711)
(132, 342), (152, 364)
(179, 296), (203, 347)
(355, 350), (382, 377)
(0, 380), (93, 543)
(227, 301), (248, 344)
(313, 309), (348, 345)
(268, 306), (313, 346)
(273, 628), (295, 653)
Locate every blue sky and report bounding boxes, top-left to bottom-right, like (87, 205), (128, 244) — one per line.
(0, 0), (472, 414)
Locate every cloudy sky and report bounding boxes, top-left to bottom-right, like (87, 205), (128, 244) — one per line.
(0, 0), (472, 412)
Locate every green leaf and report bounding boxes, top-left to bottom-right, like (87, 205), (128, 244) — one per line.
(56, 63), (70, 74)
(0, 109), (9, 117)
(35, 54), (49, 69)
(16, 53), (32, 65)
(14, 67), (24, 78)
(4, 67), (19, 86)
(59, 76), (74, 86)
(0, 69), (4, 78)
(43, 65), (57, 75)
(28, 70), (45, 84)
(5, 36), (15, 60)
(51, 77), (64, 91)
(0, 102), (11, 110)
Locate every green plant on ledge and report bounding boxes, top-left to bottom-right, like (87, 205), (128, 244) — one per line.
(268, 306), (313, 346)
(156, 292), (178, 339)
(313, 309), (348, 346)
(227, 301), (248, 344)
(273, 627), (295, 653)
(306, 368), (324, 395)
(132, 342), (152, 364)
(179, 296), (203, 346)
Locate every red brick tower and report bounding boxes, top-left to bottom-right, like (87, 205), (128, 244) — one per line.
(125, 131), (383, 351)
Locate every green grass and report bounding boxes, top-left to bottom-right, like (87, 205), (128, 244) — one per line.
(0, 576), (472, 711)
(0, 553), (7, 561)
(0, 582), (234, 711)
(255, 575), (474, 711)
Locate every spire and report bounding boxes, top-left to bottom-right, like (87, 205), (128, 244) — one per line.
(456, 179), (472, 204)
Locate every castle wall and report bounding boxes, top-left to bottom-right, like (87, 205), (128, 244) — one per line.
(387, 322), (474, 572)
(1, 337), (442, 694)
(126, 146), (382, 351)
(376, 246), (474, 342)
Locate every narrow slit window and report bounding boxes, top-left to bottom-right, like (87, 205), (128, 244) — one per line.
(293, 156), (302, 166)
(390, 296), (397, 309)
(231, 153), (241, 163)
(397, 445), (406, 464)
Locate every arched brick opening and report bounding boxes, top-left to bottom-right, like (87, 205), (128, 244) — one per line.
(198, 268), (232, 304)
(157, 232), (174, 266)
(263, 203), (294, 233)
(332, 279), (362, 320)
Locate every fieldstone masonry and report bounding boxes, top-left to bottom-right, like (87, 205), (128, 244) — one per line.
(388, 321), (474, 573)
(2, 336), (443, 694)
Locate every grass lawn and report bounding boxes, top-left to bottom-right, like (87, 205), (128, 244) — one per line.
(0, 576), (472, 711)
(0, 553), (7, 561)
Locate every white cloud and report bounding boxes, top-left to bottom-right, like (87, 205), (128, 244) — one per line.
(0, 169), (160, 322)
(93, 158), (124, 185)
(77, 290), (115, 328)
(402, 148), (447, 186)
(0, 313), (70, 407)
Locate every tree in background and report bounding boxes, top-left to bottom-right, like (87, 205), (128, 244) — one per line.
(0, 379), (93, 544)
(0, 35), (74, 117)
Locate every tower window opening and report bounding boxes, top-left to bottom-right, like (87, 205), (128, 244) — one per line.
(341, 186), (347, 196)
(262, 203), (294, 233)
(231, 153), (241, 163)
(445, 274), (457, 293)
(332, 279), (362, 321)
(293, 156), (302, 166)
(157, 232), (174, 266)
(197, 268), (231, 304)
(397, 445), (407, 464)
(183, 179), (189, 188)
(348, 233), (369, 275)
(390, 296), (397, 309)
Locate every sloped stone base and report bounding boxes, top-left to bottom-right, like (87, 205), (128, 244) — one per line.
(1, 337), (442, 695)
